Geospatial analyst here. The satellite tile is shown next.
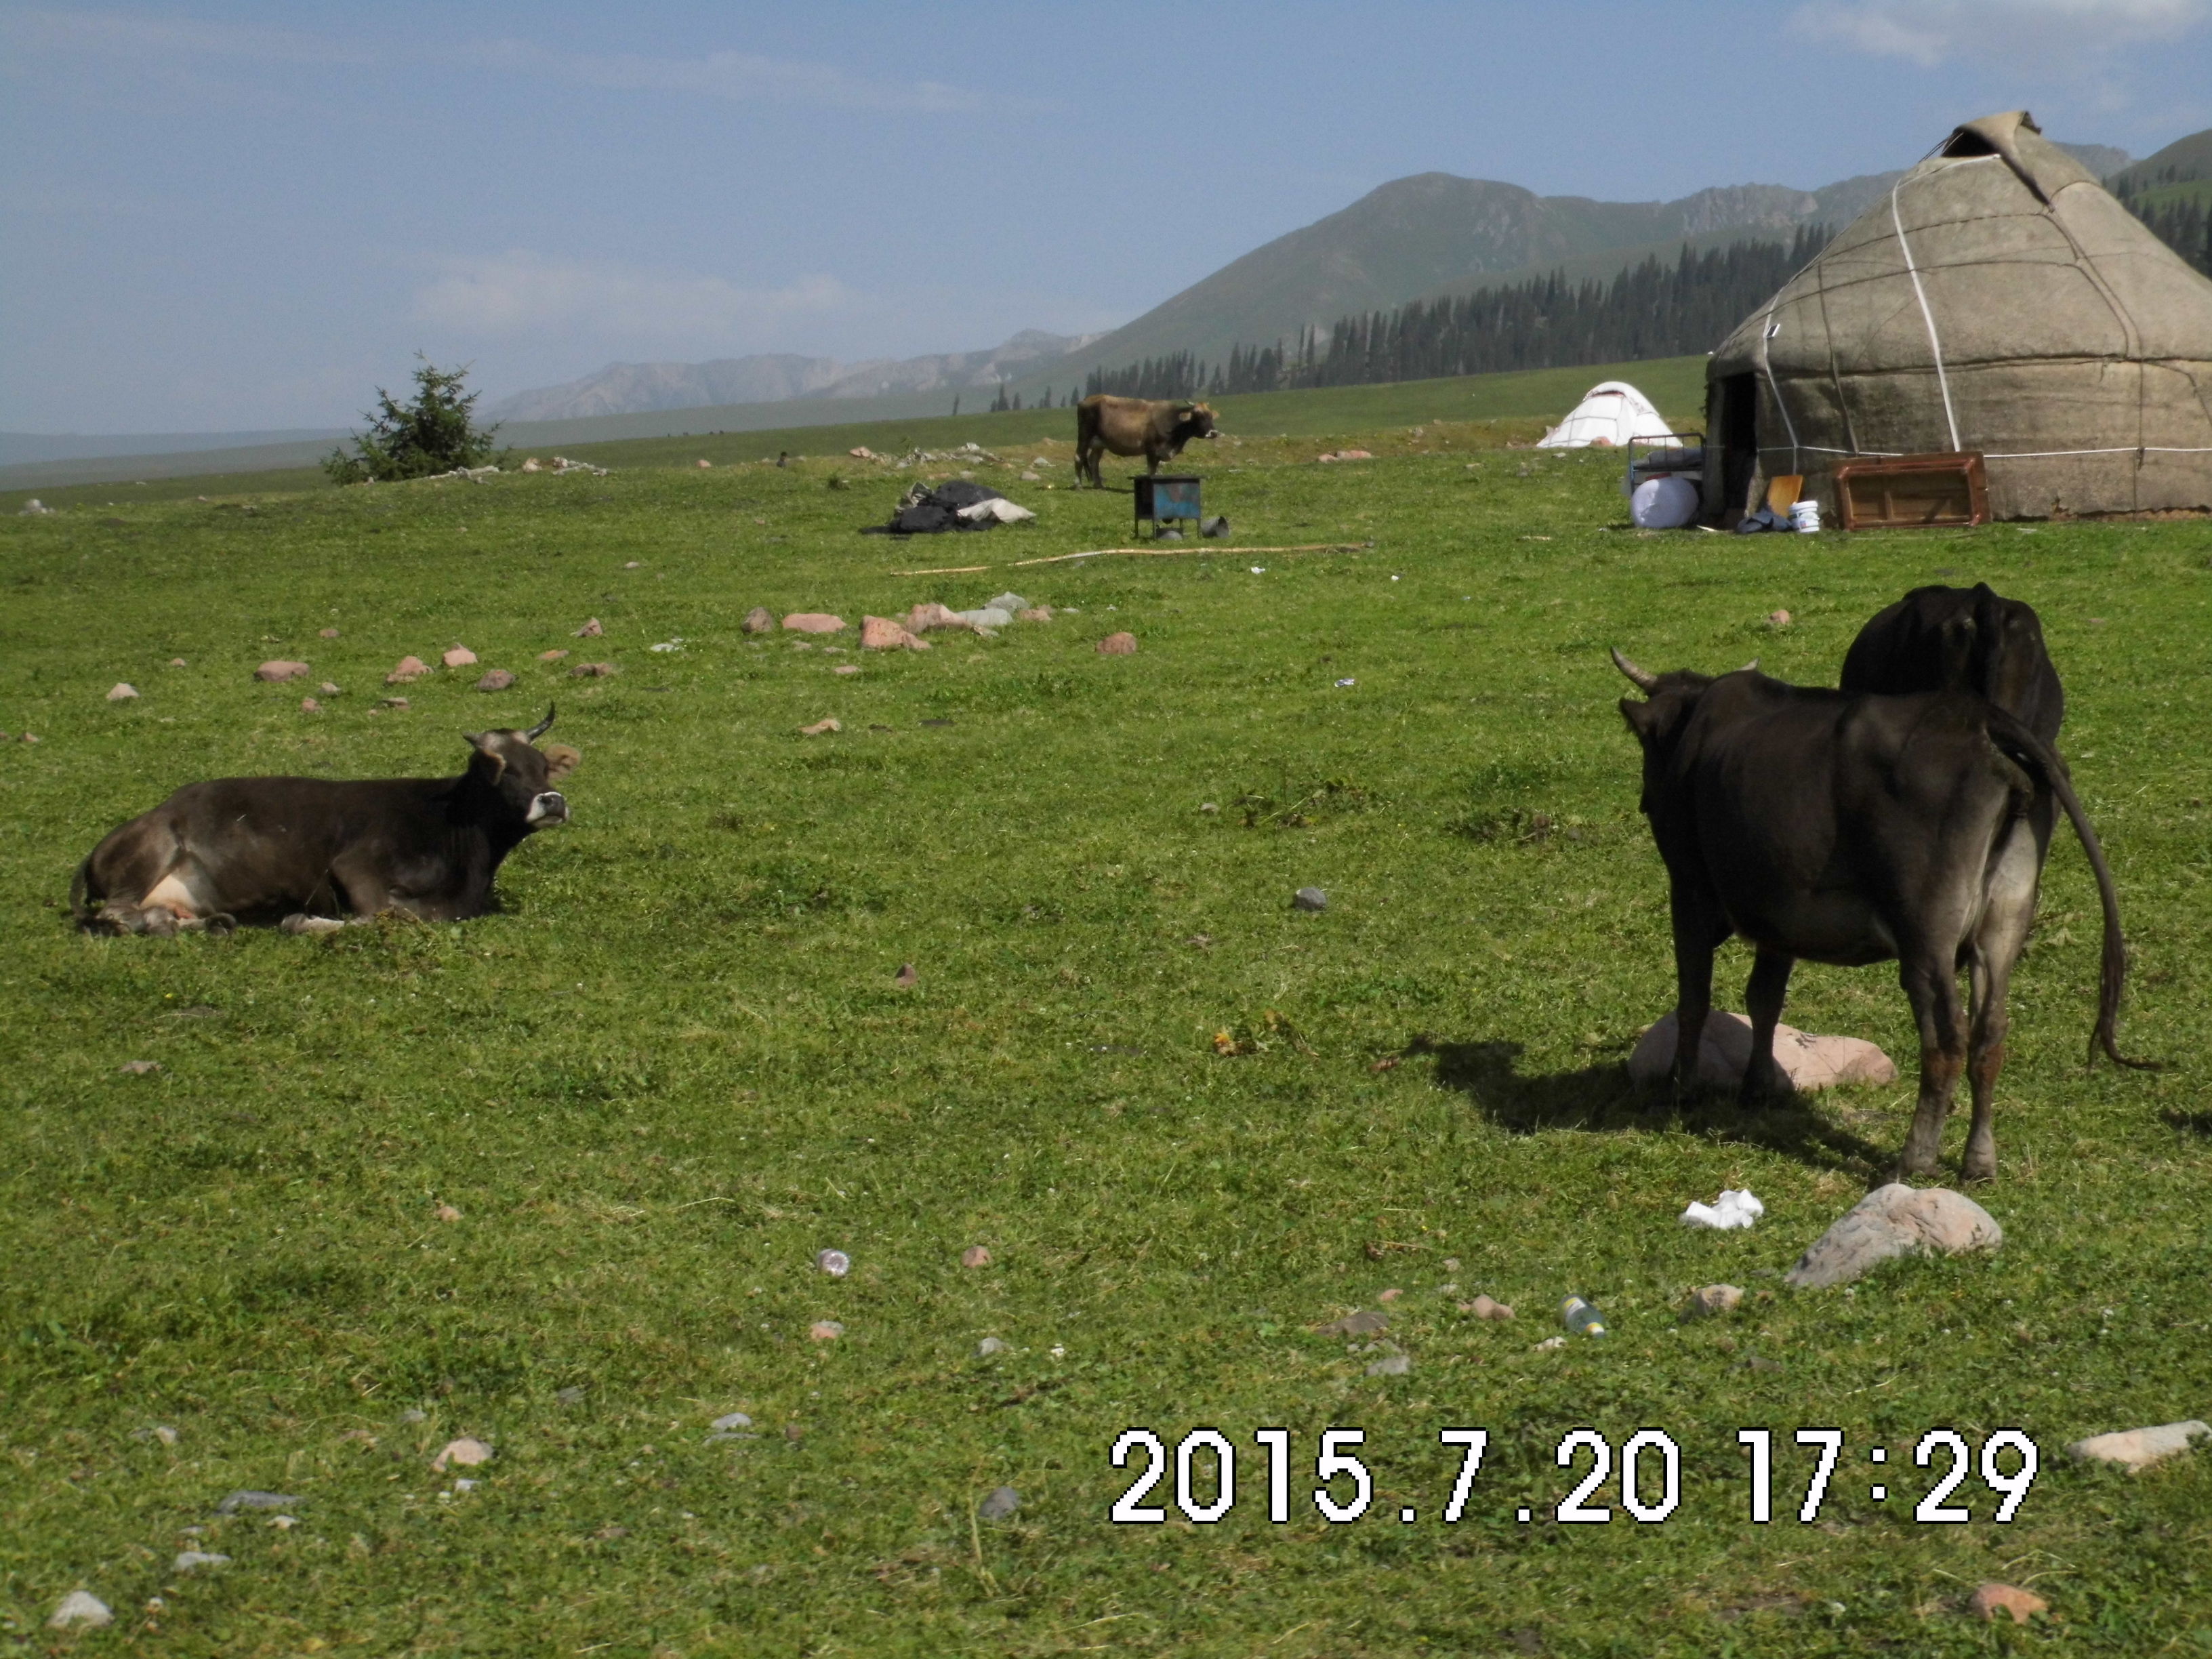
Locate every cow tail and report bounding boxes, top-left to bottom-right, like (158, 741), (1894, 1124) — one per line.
(69, 853), (100, 928)
(1987, 710), (2155, 1069)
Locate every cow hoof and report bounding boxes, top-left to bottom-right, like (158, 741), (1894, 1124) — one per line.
(203, 912), (239, 937)
(1960, 1155), (1998, 1183)
(281, 914), (346, 937)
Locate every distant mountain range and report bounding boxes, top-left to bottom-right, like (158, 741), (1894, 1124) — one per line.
(1035, 142), (2131, 386)
(485, 329), (1103, 424)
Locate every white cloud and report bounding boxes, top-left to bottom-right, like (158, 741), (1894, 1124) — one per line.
(7, 8), (985, 115)
(412, 251), (848, 344)
(1793, 0), (2211, 67)
(459, 39), (985, 115)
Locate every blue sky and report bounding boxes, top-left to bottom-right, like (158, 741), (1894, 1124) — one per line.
(3, 0), (2208, 433)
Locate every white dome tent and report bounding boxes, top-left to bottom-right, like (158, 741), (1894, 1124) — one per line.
(1536, 380), (1679, 449)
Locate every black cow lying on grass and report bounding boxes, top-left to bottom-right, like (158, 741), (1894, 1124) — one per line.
(1612, 651), (2143, 1182)
(73, 709), (578, 935)
(1842, 581), (2065, 743)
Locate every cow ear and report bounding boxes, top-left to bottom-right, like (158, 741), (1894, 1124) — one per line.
(466, 731), (508, 781)
(541, 743), (580, 781)
(1619, 696), (1658, 741)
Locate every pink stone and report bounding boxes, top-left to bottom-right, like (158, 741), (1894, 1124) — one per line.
(442, 646), (478, 669)
(783, 613), (846, 634)
(538, 649), (569, 661)
(299, 697), (321, 712)
(961, 1246), (991, 1268)
(255, 659), (311, 682)
(1628, 1011), (1896, 1092)
(743, 607), (775, 634)
(106, 682), (138, 701)
(386, 656), (429, 684)
(1096, 632), (1138, 655)
(861, 615), (924, 651)
(476, 669), (516, 692)
(568, 662), (615, 678)
(575, 617), (604, 638)
(906, 602), (966, 634)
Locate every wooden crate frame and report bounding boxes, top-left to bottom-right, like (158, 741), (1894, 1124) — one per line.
(1832, 451), (1990, 530)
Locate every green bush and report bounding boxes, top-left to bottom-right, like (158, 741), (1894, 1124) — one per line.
(324, 354), (498, 484)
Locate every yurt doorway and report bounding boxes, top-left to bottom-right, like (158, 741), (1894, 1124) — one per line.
(1717, 373), (1759, 520)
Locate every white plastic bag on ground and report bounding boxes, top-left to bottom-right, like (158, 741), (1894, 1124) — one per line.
(1631, 474), (1699, 529)
(1681, 1188), (1764, 1230)
(957, 497), (1036, 524)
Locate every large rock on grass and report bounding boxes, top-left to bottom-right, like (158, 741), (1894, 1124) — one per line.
(255, 659), (311, 682)
(1785, 1185), (2001, 1289)
(783, 613), (846, 634)
(1629, 1010), (1896, 1091)
(2067, 1420), (2210, 1472)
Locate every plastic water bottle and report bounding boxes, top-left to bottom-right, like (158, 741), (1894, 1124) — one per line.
(1561, 1296), (1608, 1337)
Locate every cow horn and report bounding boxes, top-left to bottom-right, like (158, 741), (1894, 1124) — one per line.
(1610, 648), (1660, 692)
(1742, 658), (1760, 673)
(525, 705), (556, 742)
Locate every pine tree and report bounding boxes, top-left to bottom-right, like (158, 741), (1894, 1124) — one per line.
(324, 356), (497, 485)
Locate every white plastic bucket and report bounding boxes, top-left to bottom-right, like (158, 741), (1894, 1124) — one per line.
(1790, 499), (1822, 533)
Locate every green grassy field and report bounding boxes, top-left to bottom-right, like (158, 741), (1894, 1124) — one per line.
(0, 356), (1705, 507)
(4, 426), (2211, 1656)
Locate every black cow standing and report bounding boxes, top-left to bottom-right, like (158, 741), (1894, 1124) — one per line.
(73, 709), (578, 935)
(1612, 652), (2140, 1181)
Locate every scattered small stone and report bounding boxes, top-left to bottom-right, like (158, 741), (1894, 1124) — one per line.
(1462, 1295), (1514, 1321)
(319, 628), (340, 638)
(712, 1412), (752, 1432)
(1685, 1284), (1744, 1319)
(475, 669), (516, 692)
(432, 1437), (493, 1471)
(2067, 1420), (2210, 1472)
(1786, 1185), (2003, 1289)
(816, 1249), (851, 1277)
(1969, 1582), (2048, 1623)
(119, 1059), (161, 1076)
(539, 649), (569, 661)
(170, 657), (187, 666)
(1293, 886), (1328, 912)
(556, 1387), (587, 1407)
(976, 1336), (1008, 1357)
(255, 659), (310, 683)
(270, 1514), (299, 1530)
(575, 618), (604, 638)
(435, 1204), (461, 1223)
(399, 1408), (427, 1424)
(1366, 1352), (1412, 1376)
(1095, 631), (1138, 655)
(1443, 1257), (1460, 1271)
(695, 458), (712, 469)
(106, 682), (139, 701)
(172, 1551), (230, 1574)
(742, 607), (774, 634)
(20, 732), (37, 743)
(380, 696), (410, 709)
(1317, 1309), (1389, 1338)
(442, 646), (477, 668)
(217, 1491), (301, 1514)
(893, 962), (918, 987)
(808, 1320), (844, 1342)
(783, 613), (846, 634)
(860, 614), (927, 651)
(386, 655), (429, 684)
(47, 1592), (111, 1629)
(1742, 1354), (1786, 1373)
(834, 663), (861, 675)
(783, 1424), (805, 1442)
(317, 681), (340, 695)
(1766, 609), (1793, 628)
(800, 717), (841, 736)
(978, 1486), (1020, 1519)
(962, 1246), (992, 1268)
(1378, 1287), (1404, 1303)
(907, 602), (967, 634)
(1534, 1335), (1566, 1351)
(569, 662), (615, 678)
(1017, 606), (1053, 622)
(300, 697), (321, 713)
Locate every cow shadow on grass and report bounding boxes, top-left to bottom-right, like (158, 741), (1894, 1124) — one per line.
(1409, 1036), (1891, 1176)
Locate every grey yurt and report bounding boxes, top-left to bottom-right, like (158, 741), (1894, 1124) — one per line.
(1705, 110), (2212, 525)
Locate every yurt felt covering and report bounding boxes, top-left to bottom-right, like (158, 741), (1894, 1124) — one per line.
(1706, 111), (2212, 523)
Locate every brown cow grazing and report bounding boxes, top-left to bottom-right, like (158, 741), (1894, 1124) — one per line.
(73, 709), (579, 935)
(1073, 395), (1216, 487)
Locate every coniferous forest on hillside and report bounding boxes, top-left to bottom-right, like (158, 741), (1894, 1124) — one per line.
(1080, 227), (1830, 401)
